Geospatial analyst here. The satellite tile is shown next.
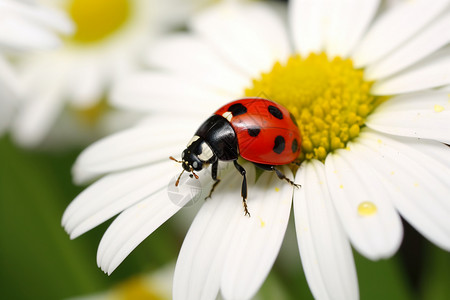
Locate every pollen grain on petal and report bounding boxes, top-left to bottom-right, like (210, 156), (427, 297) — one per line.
(434, 104), (444, 112)
(357, 201), (377, 217)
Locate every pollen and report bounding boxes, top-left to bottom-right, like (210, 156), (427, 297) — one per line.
(67, 0), (130, 43)
(245, 53), (385, 162)
(434, 104), (444, 112)
(357, 201), (377, 217)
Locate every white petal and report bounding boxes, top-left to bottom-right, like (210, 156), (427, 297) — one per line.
(289, 0), (329, 56)
(97, 168), (213, 275)
(352, 0), (450, 67)
(63, 161), (175, 239)
(0, 56), (18, 135)
(173, 167), (246, 300)
(365, 10), (450, 80)
(325, 149), (403, 260)
(0, 1), (73, 34)
(111, 72), (229, 114)
(437, 84), (450, 91)
(0, 0), (73, 50)
(366, 91), (450, 144)
(356, 130), (450, 250)
(11, 78), (65, 147)
(371, 45), (450, 95)
(221, 167), (293, 300)
(67, 60), (105, 108)
(144, 34), (250, 95)
(294, 160), (358, 300)
(325, 0), (380, 58)
(191, 2), (290, 77)
(0, 89), (14, 135)
(0, 55), (21, 96)
(72, 118), (199, 184)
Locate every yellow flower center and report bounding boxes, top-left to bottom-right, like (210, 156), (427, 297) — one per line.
(73, 99), (109, 126)
(67, 0), (131, 43)
(116, 276), (167, 300)
(245, 53), (386, 162)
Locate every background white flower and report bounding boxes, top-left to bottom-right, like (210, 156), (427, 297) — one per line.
(0, 0), (72, 136)
(64, 0), (450, 299)
(9, 0), (214, 148)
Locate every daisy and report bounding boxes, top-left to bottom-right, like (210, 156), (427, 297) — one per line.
(64, 1), (450, 299)
(0, 0), (72, 135)
(9, 0), (209, 148)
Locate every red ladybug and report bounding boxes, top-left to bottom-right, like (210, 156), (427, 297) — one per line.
(171, 98), (301, 216)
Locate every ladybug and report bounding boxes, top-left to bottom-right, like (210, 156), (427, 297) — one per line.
(170, 98), (301, 216)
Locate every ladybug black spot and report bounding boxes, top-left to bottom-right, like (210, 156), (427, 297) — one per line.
(268, 105), (283, 119)
(228, 103), (247, 116)
(292, 138), (298, 153)
(247, 128), (261, 137)
(273, 136), (285, 154)
(290, 112), (298, 127)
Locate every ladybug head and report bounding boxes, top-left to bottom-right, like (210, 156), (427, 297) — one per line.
(182, 136), (215, 171)
(170, 136), (216, 187)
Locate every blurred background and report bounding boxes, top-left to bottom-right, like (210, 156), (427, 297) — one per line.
(0, 0), (449, 299)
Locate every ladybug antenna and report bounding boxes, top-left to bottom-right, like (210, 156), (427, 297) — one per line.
(175, 169), (185, 187)
(169, 156), (182, 163)
(191, 170), (199, 180)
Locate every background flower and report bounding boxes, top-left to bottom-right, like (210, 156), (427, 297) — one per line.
(0, 0), (72, 136)
(8, 0), (214, 149)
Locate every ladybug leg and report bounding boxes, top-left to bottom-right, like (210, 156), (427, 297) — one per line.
(273, 167), (301, 188)
(253, 163), (300, 188)
(233, 160), (250, 217)
(206, 161), (220, 199)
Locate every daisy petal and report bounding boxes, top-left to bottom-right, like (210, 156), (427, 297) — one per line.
(63, 161), (175, 239)
(294, 160), (358, 300)
(0, 1), (73, 35)
(111, 72), (226, 114)
(72, 118), (198, 184)
(366, 91), (450, 144)
(0, 55), (20, 95)
(357, 131), (450, 250)
(438, 84), (450, 91)
(97, 190), (179, 275)
(352, 0), (450, 67)
(325, 149), (403, 260)
(221, 167), (293, 300)
(0, 16), (60, 50)
(97, 170), (213, 275)
(191, 2), (290, 77)
(68, 60), (105, 108)
(289, 0), (328, 56)
(365, 10), (450, 80)
(145, 34), (250, 95)
(11, 79), (64, 147)
(325, 0), (379, 58)
(371, 45), (450, 95)
(173, 167), (245, 300)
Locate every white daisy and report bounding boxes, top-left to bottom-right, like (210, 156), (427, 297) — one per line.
(9, 0), (210, 148)
(0, 0), (72, 135)
(64, 1), (450, 299)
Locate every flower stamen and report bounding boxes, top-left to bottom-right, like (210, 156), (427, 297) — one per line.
(245, 53), (386, 162)
(67, 0), (131, 43)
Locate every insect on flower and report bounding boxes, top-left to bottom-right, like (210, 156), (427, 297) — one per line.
(171, 98), (301, 216)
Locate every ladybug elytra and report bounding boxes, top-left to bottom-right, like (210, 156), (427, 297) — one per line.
(170, 98), (301, 216)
